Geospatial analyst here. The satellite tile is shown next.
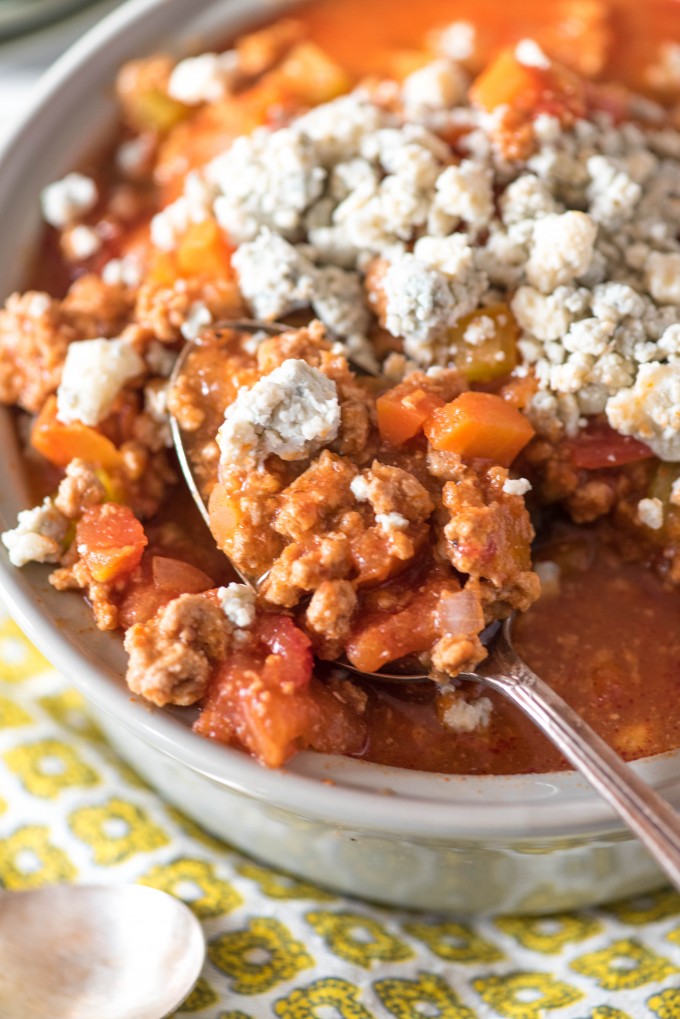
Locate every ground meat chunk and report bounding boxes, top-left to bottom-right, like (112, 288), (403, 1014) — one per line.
(53, 459), (105, 518)
(305, 578), (358, 658)
(124, 592), (231, 706)
(135, 277), (244, 342)
(0, 292), (77, 413)
(273, 450), (357, 540)
(363, 461), (435, 523)
(431, 632), (487, 675)
(60, 274), (133, 338)
(263, 532), (352, 607)
(432, 452), (539, 611)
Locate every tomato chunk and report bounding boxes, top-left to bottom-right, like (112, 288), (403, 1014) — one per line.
(194, 615), (320, 767)
(31, 396), (123, 470)
(424, 391), (535, 467)
(377, 385), (445, 445)
(346, 579), (450, 673)
(471, 47), (585, 122)
(76, 504), (147, 583)
(565, 424), (654, 470)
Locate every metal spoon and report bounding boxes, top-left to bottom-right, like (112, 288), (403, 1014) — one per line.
(168, 324), (680, 886)
(457, 618), (680, 892)
(0, 883), (205, 1019)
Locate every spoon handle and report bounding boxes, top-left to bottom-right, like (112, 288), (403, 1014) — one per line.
(479, 634), (680, 891)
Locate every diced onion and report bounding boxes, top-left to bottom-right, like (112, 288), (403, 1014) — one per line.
(435, 586), (485, 637)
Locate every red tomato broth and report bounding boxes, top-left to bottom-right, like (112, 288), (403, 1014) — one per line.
(355, 529), (680, 773)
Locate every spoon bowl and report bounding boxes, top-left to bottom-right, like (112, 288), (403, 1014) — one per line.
(0, 884), (205, 1019)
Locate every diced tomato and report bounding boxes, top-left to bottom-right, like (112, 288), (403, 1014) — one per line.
(194, 614), (319, 767)
(424, 391), (535, 467)
(471, 47), (585, 123)
(31, 396), (123, 470)
(76, 504), (148, 583)
(346, 578), (450, 673)
(565, 424), (654, 470)
(377, 385), (445, 445)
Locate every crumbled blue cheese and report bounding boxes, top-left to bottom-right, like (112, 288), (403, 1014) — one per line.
(645, 251), (680, 305)
(515, 39), (551, 69)
(102, 255), (142, 288)
(441, 694), (492, 733)
(180, 302), (212, 341)
(350, 475), (370, 501)
(217, 359), (340, 466)
(168, 51), (240, 105)
(606, 361), (680, 460)
(502, 477), (532, 496)
(218, 583), (257, 628)
(63, 225), (101, 261)
(432, 21), (476, 62)
(210, 127), (326, 243)
(57, 337), (145, 426)
(232, 230), (317, 320)
(41, 173), (97, 229)
(637, 497), (664, 530)
(1, 499), (68, 567)
(376, 512), (410, 532)
(401, 59), (467, 116)
(526, 212), (598, 292)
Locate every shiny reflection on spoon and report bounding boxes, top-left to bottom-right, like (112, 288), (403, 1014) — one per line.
(0, 884), (205, 1019)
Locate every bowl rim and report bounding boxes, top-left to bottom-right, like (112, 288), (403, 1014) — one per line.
(1, 0), (679, 842)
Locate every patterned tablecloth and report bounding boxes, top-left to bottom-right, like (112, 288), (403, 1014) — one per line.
(1, 601), (679, 1019)
(0, 7), (680, 1018)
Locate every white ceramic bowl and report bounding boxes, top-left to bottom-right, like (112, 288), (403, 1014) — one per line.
(1, 0), (679, 914)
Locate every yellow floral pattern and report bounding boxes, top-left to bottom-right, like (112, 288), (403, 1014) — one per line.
(0, 604), (679, 1019)
(140, 858), (242, 918)
(570, 938), (679, 991)
(306, 911), (413, 968)
(404, 920), (504, 962)
(69, 798), (170, 864)
(209, 918), (314, 994)
(4, 738), (99, 798)
(472, 971), (583, 1017)
(375, 972), (476, 1019)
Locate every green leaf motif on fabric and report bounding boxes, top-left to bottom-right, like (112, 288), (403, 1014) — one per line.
(375, 972), (478, 1019)
(306, 910), (413, 968)
(472, 971), (583, 1018)
(275, 977), (375, 1019)
(209, 918), (313, 994)
(570, 939), (679, 991)
(69, 797), (170, 864)
(404, 920), (504, 962)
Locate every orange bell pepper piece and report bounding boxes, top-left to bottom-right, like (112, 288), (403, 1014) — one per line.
(208, 481), (244, 552)
(452, 303), (519, 383)
(31, 396), (123, 470)
(176, 219), (233, 278)
(424, 391), (535, 467)
(377, 386), (445, 446)
(76, 503), (147, 583)
(471, 48), (585, 122)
